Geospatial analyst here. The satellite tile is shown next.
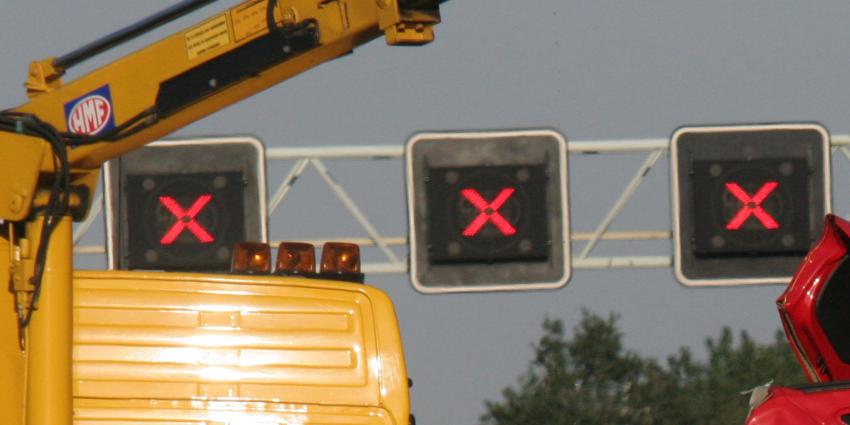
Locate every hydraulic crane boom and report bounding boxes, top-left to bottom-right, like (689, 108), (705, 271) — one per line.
(17, 0), (439, 170)
(0, 1), (442, 424)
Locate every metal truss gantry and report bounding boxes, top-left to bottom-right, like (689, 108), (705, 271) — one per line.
(72, 135), (850, 274)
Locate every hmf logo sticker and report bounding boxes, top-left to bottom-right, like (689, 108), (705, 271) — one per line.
(64, 85), (116, 136)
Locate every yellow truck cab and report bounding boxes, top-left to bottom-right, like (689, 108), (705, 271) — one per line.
(72, 270), (409, 424)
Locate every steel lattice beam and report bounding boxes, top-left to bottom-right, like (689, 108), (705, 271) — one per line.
(72, 135), (850, 273)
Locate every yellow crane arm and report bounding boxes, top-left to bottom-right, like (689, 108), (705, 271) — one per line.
(2, 0), (439, 221)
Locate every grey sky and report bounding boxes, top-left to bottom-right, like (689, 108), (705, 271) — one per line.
(4, 1), (850, 424)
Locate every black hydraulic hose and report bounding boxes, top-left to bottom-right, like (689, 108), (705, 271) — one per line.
(54, 0), (220, 70)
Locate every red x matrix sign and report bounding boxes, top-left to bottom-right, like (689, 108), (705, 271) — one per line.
(122, 171), (247, 271)
(158, 195), (216, 245)
(460, 188), (517, 237)
(671, 123), (830, 286)
(106, 137), (266, 272)
(423, 164), (549, 264)
(405, 129), (571, 292)
(724, 182), (779, 230)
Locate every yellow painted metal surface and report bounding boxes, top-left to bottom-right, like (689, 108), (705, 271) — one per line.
(0, 227), (25, 425)
(12, 0), (438, 172)
(0, 132), (47, 221)
(27, 218), (74, 425)
(0, 1), (438, 422)
(74, 399), (398, 425)
(72, 270), (409, 425)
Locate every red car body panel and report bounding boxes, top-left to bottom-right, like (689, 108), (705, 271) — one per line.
(777, 214), (850, 383)
(745, 383), (850, 424)
(746, 215), (850, 424)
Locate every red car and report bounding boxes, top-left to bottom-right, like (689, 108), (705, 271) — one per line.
(746, 383), (850, 424)
(746, 215), (850, 423)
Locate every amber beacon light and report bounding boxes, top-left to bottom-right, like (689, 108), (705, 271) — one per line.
(320, 242), (364, 283)
(232, 241), (364, 282)
(231, 242), (272, 275)
(275, 242), (316, 275)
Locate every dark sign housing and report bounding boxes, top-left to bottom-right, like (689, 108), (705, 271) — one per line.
(406, 129), (571, 293)
(105, 137), (266, 272)
(671, 124), (831, 286)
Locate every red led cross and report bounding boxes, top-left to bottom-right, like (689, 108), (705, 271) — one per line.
(724, 182), (780, 230)
(460, 188), (517, 237)
(158, 195), (215, 245)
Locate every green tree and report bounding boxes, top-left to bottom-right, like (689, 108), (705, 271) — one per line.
(668, 328), (805, 424)
(480, 311), (806, 425)
(480, 311), (659, 425)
